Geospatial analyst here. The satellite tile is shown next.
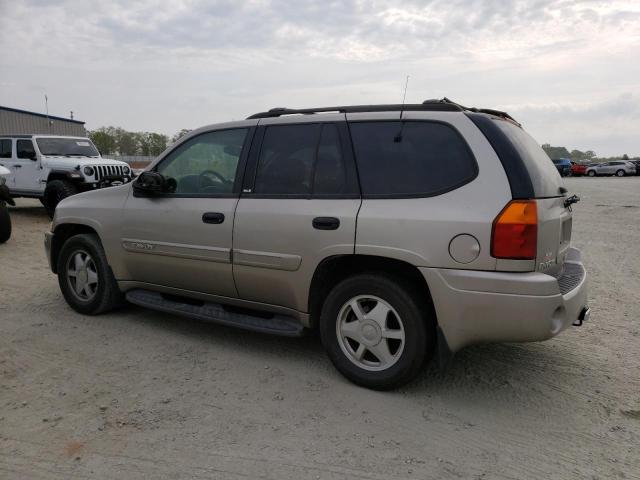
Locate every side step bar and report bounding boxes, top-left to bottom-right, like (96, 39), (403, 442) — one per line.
(125, 289), (305, 337)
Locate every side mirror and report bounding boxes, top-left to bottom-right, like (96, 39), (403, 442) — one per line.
(132, 171), (176, 197)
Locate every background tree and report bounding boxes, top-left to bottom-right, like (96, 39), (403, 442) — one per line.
(88, 127), (117, 155)
(171, 129), (192, 144)
(541, 144), (571, 159)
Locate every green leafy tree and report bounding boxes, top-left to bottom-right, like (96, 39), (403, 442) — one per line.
(171, 129), (192, 144)
(115, 128), (139, 155)
(139, 132), (169, 156)
(88, 127), (117, 155)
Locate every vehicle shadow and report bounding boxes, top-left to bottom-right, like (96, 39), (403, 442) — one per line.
(114, 304), (582, 397)
(8, 204), (49, 220)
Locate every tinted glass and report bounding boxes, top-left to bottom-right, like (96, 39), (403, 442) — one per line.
(157, 129), (247, 195)
(36, 137), (99, 156)
(17, 140), (36, 159)
(313, 124), (348, 195)
(349, 121), (477, 196)
(254, 124), (320, 195)
(494, 120), (564, 197)
(0, 139), (11, 158)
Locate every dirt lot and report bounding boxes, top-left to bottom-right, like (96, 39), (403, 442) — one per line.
(1, 177), (639, 479)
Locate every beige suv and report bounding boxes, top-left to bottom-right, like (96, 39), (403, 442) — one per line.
(45, 100), (589, 389)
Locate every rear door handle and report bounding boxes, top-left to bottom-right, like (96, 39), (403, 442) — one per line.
(312, 217), (340, 230)
(14, 164), (22, 168)
(202, 212), (225, 224)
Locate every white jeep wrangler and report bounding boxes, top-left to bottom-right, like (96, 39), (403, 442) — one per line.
(0, 135), (132, 217)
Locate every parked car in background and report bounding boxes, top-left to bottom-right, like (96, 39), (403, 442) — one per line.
(585, 161), (636, 177)
(0, 165), (14, 243)
(45, 100), (589, 390)
(570, 161), (587, 176)
(552, 158), (572, 176)
(0, 135), (133, 218)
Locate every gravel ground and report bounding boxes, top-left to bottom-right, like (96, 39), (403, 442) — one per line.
(1, 177), (639, 480)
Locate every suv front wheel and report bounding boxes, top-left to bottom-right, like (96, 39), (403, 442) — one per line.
(320, 274), (435, 390)
(57, 233), (123, 315)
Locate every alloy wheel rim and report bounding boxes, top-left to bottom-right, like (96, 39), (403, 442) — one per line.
(66, 250), (99, 301)
(336, 295), (405, 371)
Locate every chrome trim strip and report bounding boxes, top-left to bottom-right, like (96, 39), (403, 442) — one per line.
(233, 249), (302, 271)
(122, 238), (230, 263)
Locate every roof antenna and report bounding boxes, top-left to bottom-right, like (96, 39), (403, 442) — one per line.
(394, 75), (409, 143)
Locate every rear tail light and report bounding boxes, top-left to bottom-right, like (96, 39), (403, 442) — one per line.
(491, 200), (537, 259)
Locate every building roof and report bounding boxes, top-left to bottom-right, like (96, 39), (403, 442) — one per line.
(0, 105), (85, 125)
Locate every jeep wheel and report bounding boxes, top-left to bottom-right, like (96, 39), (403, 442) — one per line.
(57, 234), (123, 315)
(44, 180), (78, 218)
(0, 204), (11, 244)
(320, 274), (435, 390)
(587, 170), (596, 177)
(616, 169), (625, 177)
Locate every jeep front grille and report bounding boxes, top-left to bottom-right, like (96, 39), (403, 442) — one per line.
(94, 165), (128, 180)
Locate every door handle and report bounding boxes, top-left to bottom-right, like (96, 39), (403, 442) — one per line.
(14, 165), (22, 168)
(312, 217), (340, 230)
(202, 212), (225, 224)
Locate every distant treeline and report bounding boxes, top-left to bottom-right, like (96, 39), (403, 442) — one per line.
(89, 127), (636, 163)
(87, 127), (191, 156)
(542, 144), (637, 163)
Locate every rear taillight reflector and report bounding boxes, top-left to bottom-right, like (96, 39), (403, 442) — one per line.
(491, 200), (537, 260)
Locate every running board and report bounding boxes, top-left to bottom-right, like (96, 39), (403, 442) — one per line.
(125, 289), (305, 337)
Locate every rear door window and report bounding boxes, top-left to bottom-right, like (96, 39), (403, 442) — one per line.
(17, 139), (35, 159)
(0, 139), (11, 158)
(349, 121), (477, 197)
(253, 123), (355, 196)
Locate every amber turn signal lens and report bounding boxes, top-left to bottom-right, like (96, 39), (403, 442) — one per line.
(491, 200), (537, 260)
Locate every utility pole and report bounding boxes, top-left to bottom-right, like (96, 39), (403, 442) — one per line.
(44, 94), (51, 132)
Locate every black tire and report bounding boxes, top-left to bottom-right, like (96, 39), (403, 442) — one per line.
(319, 274), (435, 390)
(616, 169), (625, 177)
(0, 204), (11, 244)
(587, 170), (596, 177)
(57, 233), (124, 315)
(44, 180), (78, 218)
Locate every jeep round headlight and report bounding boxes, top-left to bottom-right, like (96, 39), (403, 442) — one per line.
(83, 166), (95, 176)
(122, 166), (130, 175)
(0, 177), (5, 186)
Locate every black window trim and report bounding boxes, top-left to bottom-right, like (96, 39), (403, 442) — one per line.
(242, 120), (361, 200)
(150, 126), (256, 199)
(346, 119), (479, 199)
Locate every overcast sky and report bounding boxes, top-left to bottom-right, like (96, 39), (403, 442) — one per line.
(1, 0), (639, 156)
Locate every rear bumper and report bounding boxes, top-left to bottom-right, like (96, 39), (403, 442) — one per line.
(421, 247), (588, 352)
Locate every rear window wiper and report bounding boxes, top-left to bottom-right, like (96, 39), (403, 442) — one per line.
(564, 194), (580, 209)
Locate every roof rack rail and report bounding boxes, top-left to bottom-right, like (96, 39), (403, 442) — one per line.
(424, 97), (520, 125)
(246, 103), (463, 119)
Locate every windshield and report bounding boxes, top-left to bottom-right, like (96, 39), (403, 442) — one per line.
(36, 138), (99, 157)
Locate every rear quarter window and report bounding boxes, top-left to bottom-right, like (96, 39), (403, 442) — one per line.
(349, 121), (477, 197)
(492, 120), (564, 198)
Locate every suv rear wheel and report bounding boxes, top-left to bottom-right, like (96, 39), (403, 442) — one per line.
(320, 274), (435, 390)
(616, 169), (625, 177)
(57, 233), (123, 315)
(44, 180), (78, 218)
